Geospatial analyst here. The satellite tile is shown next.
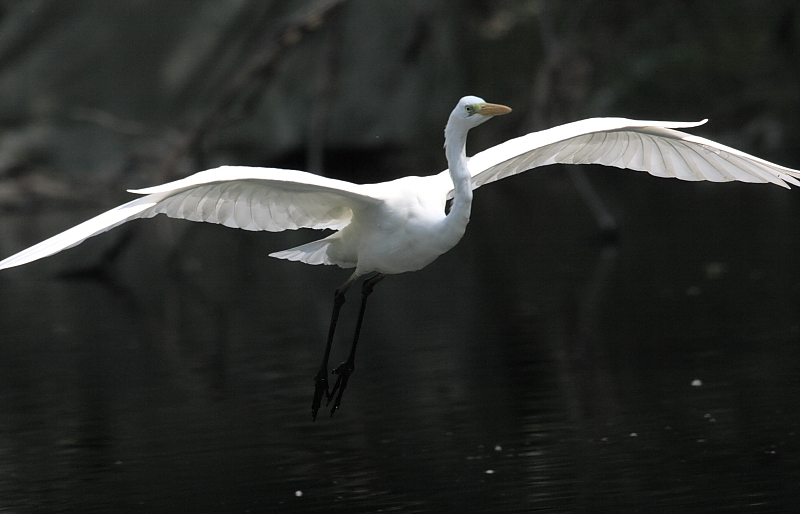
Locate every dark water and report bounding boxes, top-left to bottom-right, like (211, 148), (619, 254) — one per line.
(1, 168), (799, 512)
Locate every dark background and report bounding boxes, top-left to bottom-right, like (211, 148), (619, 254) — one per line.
(0, 1), (799, 512)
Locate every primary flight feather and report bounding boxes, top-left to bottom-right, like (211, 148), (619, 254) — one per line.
(1, 96), (797, 418)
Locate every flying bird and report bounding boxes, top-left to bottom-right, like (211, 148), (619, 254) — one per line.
(1, 96), (798, 419)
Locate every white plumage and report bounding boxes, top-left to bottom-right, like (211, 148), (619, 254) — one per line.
(1, 105), (797, 274)
(464, 117), (800, 190)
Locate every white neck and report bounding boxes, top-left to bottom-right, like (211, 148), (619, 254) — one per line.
(442, 120), (474, 241)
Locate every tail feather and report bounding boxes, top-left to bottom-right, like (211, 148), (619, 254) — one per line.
(270, 237), (344, 266)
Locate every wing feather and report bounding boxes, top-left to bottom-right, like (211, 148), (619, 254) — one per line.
(137, 166), (381, 231)
(619, 131), (642, 169)
(0, 195), (166, 270)
(449, 118), (800, 198)
(0, 166), (382, 270)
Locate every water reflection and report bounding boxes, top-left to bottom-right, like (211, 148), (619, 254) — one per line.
(0, 169), (799, 512)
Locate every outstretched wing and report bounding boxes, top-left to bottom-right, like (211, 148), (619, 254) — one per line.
(0, 166), (382, 270)
(442, 118), (800, 198)
(131, 166), (381, 231)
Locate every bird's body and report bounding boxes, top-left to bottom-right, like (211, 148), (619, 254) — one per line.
(274, 172), (458, 275)
(2, 95), (799, 418)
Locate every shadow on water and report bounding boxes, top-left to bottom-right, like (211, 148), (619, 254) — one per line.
(0, 166), (799, 512)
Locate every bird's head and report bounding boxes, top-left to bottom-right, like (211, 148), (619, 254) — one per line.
(450, 96), (512, 129)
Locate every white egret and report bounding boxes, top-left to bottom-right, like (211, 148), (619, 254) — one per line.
(1, 95), (799, 419)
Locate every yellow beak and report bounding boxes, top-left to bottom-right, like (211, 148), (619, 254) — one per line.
(477, 103), (512, 116)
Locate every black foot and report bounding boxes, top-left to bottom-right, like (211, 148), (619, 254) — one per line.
(311, 367), (329, 421)
(327, 360), (355, 417)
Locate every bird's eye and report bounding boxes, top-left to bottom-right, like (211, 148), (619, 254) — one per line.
(465, 105), (475, 115)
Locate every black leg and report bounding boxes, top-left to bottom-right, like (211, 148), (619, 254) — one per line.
(312, 274), (357, 421)
(328, 273), (385, 417)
